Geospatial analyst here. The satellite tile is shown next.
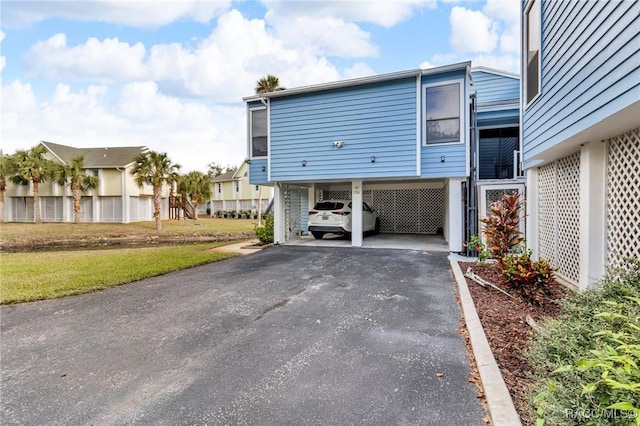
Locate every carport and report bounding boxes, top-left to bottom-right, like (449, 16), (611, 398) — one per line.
(273, 177), (465, 252)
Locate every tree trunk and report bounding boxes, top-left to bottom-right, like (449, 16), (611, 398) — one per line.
(193, 200), (199, 220)
(33, 180), (41, 224)
(153, 184), (162, 231)
(72, 184), (81, 224)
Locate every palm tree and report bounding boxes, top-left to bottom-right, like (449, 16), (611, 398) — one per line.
(255, 75), (285, 94)
(9, 145), (56, 224)
(130, 151), (180, 231)
(177, 171), (212, 220)
(54, 156), (98, 224)
(0, 154), (15, 223)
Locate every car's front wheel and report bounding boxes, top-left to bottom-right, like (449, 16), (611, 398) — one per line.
(312, 231), (324, 240)
(374, 218), (381, 234)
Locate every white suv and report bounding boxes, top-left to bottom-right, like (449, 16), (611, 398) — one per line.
(308, 200), (380, 240)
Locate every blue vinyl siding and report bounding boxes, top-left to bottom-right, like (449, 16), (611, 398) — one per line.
(522, 0), (640, 162)
(471, 70), (519, 104)
(269, 78), (418, 181)
(420, 69), (468, 178)
(472, 69), (520, 128)
(248, 159), (268, 185)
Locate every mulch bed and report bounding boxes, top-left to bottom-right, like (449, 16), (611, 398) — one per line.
(459, 261), (569, 426)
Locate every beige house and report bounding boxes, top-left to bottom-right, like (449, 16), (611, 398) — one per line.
(209, 161), (273, 218)
(4, 141), (169, 223)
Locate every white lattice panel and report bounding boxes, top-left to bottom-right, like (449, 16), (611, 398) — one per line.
(284, 185), (302, 242)
(607, 128), (640, 266)
(328, 188), (444, 234)
(485, 188), (520, 216)
(535, 153), (580, 284)
(537, 163), (556, 262)
(556, 153), (581, 283)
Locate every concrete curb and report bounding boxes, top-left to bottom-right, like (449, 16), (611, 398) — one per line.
(449, 255), (523, 426)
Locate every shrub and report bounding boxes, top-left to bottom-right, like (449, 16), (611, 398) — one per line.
(465, 234), (490, 262)
(500, 248), (556, 305)
(527, 259), (640, 425)
(254, 215), (274, 244)
(480, 192), (524, 259)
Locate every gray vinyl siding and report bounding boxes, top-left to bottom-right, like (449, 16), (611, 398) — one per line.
(269, 78), (418, 181)
(522, 0), (640, 162)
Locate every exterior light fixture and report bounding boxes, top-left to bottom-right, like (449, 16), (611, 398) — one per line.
(302, 160), (307, 167)
(370, 156), (376, 163)
(440, 156), (446, 163)
(246, 159), (252, 164)
(261, 165), (266, 172)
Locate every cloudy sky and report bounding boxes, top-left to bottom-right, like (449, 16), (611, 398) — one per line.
(1, 0), (521, 173)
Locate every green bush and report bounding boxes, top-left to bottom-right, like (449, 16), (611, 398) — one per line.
(500, 248), (556, 306)
(254, 215), (274, 244)
(527, 259), (640, 425)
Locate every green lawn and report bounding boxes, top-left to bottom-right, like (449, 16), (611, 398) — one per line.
(0, 217), (256, 243)
(0, 243), (240, 304)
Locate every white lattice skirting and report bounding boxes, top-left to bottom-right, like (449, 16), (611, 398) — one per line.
(607, 128), (640, 266)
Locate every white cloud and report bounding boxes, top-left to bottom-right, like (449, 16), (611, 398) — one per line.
(22, 9), (377, 102)
(419, 60), (437, 69)
(24, 33), (147, 82)
(449, 6), (499, 53)
(262, 0), (437, 28)
(2, 0), (231, 28)
(0, 80), (247, 171)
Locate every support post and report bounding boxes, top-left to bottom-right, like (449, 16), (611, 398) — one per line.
(351, 180), (363, 247)
(273, 183), (286, 244)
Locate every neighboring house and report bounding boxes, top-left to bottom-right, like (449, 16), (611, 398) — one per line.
(521, 0), (639, 290)
(243, 62), (521, 250)
(4, 141), (168, 223)
(209, 161), (273, 217)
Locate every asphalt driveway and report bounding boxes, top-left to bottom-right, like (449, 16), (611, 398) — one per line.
(1, 246), (485, 425)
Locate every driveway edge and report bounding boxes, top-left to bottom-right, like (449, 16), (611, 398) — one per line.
(449, 255), (523, 426)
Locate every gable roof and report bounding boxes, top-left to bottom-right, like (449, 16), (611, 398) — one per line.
(40, 141), (148, 168)
(211, 169), (236, 182)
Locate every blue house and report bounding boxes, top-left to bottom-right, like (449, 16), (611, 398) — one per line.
(521, 0), (640, 290)
(243, 62), (522, 251)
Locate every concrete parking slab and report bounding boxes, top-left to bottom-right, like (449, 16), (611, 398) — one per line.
(1, 246), (484, 425)
(289, 233), (449, 252)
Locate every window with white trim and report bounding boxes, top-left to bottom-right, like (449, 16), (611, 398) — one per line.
(424, 82), (462, 145)
(251, 108), (268, 158)
(525, 0), (541, 106)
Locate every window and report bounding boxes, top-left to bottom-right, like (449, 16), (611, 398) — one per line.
(251, 108), (268, 158)
(478, 127), (519, 180)
(217, 183), (221, 194)
(235, 181), (239, 193)
(525, 0), (541, 105)
(424, 82), (461, 145)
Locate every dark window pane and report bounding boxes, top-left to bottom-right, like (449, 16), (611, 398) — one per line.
(426, 118), (460, 144)
(426, 84), (459, 120)
(251, 109), (268, 157)
(313, 202), (345, 210)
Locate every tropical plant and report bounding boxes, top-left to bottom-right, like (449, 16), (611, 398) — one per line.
(480, 192), (525, 259)
(177, 171), (212, 220)
(9, 145), (56, 224)
(53, 156), (98, 224)
(527, 259), (640, 425)
(254, 214), (274, 244)
(255, 75), (285, 94)
(130, 151), (180, 231)
(500, 247), (555, 305)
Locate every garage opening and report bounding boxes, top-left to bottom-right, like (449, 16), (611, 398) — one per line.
(324, 187), (445, 234)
